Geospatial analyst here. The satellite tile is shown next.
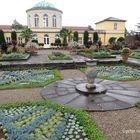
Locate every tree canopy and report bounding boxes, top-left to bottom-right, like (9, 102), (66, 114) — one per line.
(21, 28), (33, 43)
(12, 19), (24, 30)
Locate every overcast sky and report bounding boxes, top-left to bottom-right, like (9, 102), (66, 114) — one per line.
(0, 0), (139, 30)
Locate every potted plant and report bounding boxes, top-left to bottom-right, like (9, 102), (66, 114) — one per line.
(121, 47), (131, 61)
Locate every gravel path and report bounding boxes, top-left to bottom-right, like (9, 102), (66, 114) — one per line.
(0, 69), (140, 140)
(91, 108), (140, 140)
(0, 88), (42, 103)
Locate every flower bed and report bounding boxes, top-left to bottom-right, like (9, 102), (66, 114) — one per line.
(0, 53), (30, 61)
(0, 101), (105, 140)
(0, 69), (61, 89)
(48, 52), (72, 60)
(78, 50), (116, 59)
(97, 66), (140, 80)
(81, 66), (140, 81)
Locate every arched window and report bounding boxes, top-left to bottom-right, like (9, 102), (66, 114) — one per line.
(43, 14), (48, 27)
(55, 34), (60, 40)
(18, 36), (22, 44)
(52, 15), (56, 27)
(32, 34), (38, 41)
(114, 23), (118, 30)
(34, 14), (39, 27)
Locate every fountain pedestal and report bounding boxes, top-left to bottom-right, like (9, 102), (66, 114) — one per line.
(76, 83), (107, 96)
(76, 59), (107, 96)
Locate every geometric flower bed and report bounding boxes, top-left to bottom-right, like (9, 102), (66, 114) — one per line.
(96, 66), (140, 80)
(0, 101), (106, 140)
(0, 69), (61, 89)
(48, 52), (72, 60)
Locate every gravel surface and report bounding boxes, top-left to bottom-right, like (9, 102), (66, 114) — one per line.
(91, 108), (140, 140)
(0, 88), (42, 104)
(0, 69), (140, 140)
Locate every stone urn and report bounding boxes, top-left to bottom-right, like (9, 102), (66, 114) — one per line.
(85, 60), (97, 89)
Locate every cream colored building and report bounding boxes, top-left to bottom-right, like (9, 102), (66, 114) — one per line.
(0, 1), (126, 47)
(96, 17), (126, 45)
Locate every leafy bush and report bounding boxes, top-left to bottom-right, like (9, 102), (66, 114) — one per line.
(130, 51), (140, 59)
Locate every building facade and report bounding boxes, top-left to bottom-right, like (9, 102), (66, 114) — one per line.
(0, 1), (126, 47)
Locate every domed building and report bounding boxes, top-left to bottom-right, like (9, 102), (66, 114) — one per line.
(0, 1), (126, 47)
(26, 1), (63, 48)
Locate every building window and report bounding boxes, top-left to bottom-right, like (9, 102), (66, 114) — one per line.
(6, 37), (11, 43)
(34, 14), (39, 27)
(52, 15), (56, 27)
(32, 34), (38, 42)
(114, 23), (118, 30)
(18, 36), (22, 44)
(44, 34), (49, 44)
(78, 37), (82, 44)
(55, 34), (60, 40)
(43, 14), (48, 27)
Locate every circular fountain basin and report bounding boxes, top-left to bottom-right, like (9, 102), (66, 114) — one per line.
(41, 78), (140, 111)
(76, 83), (107, 95)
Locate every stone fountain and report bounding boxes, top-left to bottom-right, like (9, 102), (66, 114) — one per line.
(41, 59), (140, 111)
(76, 59), (107, 95)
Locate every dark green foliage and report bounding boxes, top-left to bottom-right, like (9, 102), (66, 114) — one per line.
(0, 30), (7, 53)
(73, 31), (79, 42)
(55, 38), (61, 45)
(135, 101), (140, 108)
(108, 37), (116, 45)
(93, 32), (99, 43)
(117, 37), (124, 42)
(21, 28), (33, 43)
(60, 28), (68, 44)
(83, 30), (89, 46)
(11, 31), (17, 41)
(0, 29), (6, 45)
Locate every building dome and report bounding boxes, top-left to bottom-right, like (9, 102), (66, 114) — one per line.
(26, 0), (62, 13)
(33, 1), (55, 8)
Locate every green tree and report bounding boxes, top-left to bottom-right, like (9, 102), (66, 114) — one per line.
(0, 29), (7, 53)
(108, 37), (116, 45)
(21, 28), (33, 43)
(73, 31), (79, 42)
(12, 19), (23, 30)
(117, 37), (124, 42)
(93, 32), (99, 43)
(83, 30), (89, 46)
(0, 30), (5, 45)
(11, 31), (17, 41)
(55, 38), (61, 44)
(60, 28), (68, 44)
(67, 29), (73, 42)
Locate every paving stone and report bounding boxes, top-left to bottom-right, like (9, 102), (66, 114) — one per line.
(107, 92), (140, 105)
(100, 102), (121, 110)
(66, 95), (88, 108)
(50, 93), (80, 104)
(108, 90), (140, 97)
(41, 78), (140, 111)
(101, 96), (116, 102)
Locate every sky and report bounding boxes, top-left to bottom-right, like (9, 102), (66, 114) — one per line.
(0, 0), (140, 31)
